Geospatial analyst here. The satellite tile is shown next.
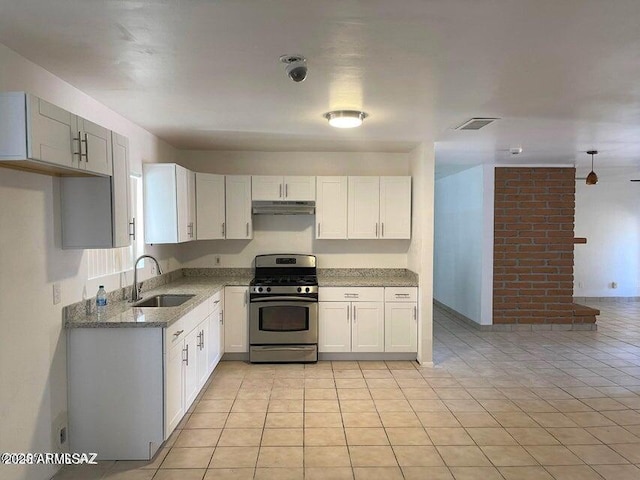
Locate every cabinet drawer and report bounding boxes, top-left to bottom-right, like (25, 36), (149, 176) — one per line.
(319, 287), (384, 302)
(166, 316), (189, 349)
(210, 290), (223, 312)
(385, 287), (417, 303)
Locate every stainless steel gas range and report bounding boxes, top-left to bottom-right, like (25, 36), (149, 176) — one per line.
(249, 254), (318, 363)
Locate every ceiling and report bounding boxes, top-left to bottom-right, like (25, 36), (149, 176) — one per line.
(2, 0), (640, 172)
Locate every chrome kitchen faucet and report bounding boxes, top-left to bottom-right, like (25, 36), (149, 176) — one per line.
(130, 255), (163, 302)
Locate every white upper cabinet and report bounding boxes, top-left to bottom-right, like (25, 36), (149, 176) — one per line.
(76, 117), (112, 176)
(284, 176), (315, 201)
(225, 175), (252, 239)
(175, 165), (196, 242)
(196, 173), (226, 240)
(252, 175), (283, 200)
(347, 176), (411, 240)
(380, 176), (412, 239)
(111, 133), (132, 248)
(144, 163), (196, 244)
(316, 176), (348, 239)
(348, 176), (380, 239)
(252, 175), (315, 201)
(60, 131), (131, 249)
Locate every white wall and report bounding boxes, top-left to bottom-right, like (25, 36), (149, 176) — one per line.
(575, 167), (640, 297)
(407, 143), (435, 365)
(0, 44), (178, 480)
(177, 150), (412, 268)
(434, 164), (494, 325)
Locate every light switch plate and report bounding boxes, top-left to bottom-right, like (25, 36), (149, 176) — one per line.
(53, 283), (61, 305)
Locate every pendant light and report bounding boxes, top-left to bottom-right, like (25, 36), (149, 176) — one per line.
(586, 150), (598, 185)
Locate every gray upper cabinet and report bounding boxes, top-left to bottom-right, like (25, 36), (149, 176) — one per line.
(60, 132), (132, 249)
(0, 92), (113, 177)
(75, 117), (113, 176)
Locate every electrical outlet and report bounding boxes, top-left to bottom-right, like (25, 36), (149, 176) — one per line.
(215, 255), (221, 266)
(53, 283), (61, 305)
(59, 426), (67, 445)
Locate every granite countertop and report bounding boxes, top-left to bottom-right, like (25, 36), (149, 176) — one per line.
(317, 269), (418, 287)
(65, 268), (417, 329)
(65, 275), (252, 329)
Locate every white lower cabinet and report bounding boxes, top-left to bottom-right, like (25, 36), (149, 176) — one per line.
(351, 302), (385, 353)
(318, 288), (384, 353)
(165, 339), (185, 436)
(183, 327), (200, 410)
(208, 292), (224, 373)
(318, 287), (417, 355)
(384, 302), (418, 352)
(318, 302), (351, 352)
(68, 290), (227, 460)
(224, 286), (249, 353)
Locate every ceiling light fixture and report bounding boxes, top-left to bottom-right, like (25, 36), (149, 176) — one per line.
(586, 150), (598, 185)
(324, 110), (368, 128)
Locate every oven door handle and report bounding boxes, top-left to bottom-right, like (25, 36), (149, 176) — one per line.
(251, 296), (317, 303)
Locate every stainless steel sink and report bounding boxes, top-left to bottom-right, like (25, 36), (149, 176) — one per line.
(133, 294), (195, 308)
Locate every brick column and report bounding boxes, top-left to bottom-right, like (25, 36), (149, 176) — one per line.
(493, 167), (575, 325)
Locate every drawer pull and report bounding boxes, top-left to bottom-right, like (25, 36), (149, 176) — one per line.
(173, 329), (184, 337)
(395, 293), (410, 298)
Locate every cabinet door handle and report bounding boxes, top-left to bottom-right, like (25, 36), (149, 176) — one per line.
(196, 332), (201, 349)
(244, 290), (248, 305)
(220, 310), (224, 325)
(222, 222), (225, 237)
(285, 183), (288, 198)
(73, 133), (83, 161)
(201, 330), (205, 349)
(213, 299), (220, 304)
(353, 305), (357, 322)
(173, 330), (184, 338)
(246, 222), (249, 237)
(375, 223), (379, 238)
(279, 184), (283, 198)
(129, 217), (136, 239)
(183, 345), (189, 365)
(413, 306), (417, 320)
(83, 133), (89, 162)
(347, 305), (350, 321)
(317, 223), (320, 237)
(382, 222), (384, 237)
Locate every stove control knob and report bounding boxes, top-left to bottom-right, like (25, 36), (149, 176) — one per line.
(297, 287), (302, 293)
(258, 287), (263, 292)
(266, 287), (271, 292)
(305, 287), (310, 293)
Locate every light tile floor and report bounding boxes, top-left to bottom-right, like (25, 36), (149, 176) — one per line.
(53, 300), (640, 479)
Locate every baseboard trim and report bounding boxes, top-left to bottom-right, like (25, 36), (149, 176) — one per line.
(319, 353), (417, 361)
(435, 300), (598, 331)
(221, 352), (418, 362)
(574, 296), (640, 303)
(434, 300), (493, 331)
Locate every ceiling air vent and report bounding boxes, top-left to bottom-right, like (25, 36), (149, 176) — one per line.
(455, 118), (499, 130)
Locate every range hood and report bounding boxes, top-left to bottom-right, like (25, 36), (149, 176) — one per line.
(252, 200), (315, 215)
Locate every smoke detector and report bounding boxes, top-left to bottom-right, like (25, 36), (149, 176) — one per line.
(455, 118), (500, 130)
